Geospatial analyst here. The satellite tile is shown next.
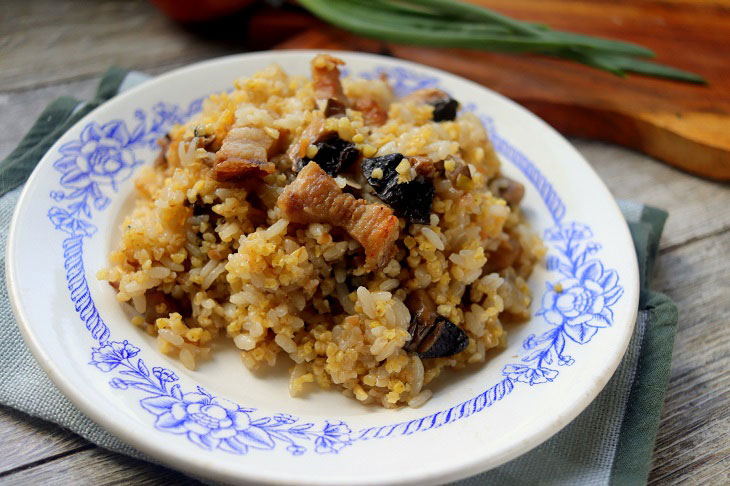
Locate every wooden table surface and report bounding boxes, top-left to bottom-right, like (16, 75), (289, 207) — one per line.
(1, 1), (728, 484)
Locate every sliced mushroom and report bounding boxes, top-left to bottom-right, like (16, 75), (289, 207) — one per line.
(299, 132), (360, 177)
(402, 88), (459, 122)
(490, 176), (525, 207)
(324, 98), (346, 118)
(361, 153), (435, 225)
(446, 158), (471, 186)
(405, 290), (469, 359)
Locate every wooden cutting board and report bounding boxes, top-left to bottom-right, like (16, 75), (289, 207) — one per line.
(274, 0), (730, 180)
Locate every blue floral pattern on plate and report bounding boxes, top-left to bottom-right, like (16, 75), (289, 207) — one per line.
(47, 65), (623, 455)
(89, 340), (352, 454)
(49, 100), (200, 237)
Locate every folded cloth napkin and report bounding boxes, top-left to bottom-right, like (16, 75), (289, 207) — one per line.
(0, 69), (677, 485)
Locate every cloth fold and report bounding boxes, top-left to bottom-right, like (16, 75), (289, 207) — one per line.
(0, 69), (677, 485)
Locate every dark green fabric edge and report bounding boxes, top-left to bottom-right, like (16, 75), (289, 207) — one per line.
(0, 67), (132, 198)
(610, 204), (674, 485)
(639, 206), (668, 282)
(627, 222), (651, 302)
(0, 97), (80, 198)
(609, 291), (678, 485)
(96, 66), (132, 100)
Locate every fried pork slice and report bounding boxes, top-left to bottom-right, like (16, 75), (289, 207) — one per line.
(277, 161), (399, 270)
(352, 97), (388, 126)
(213, 126), (280, 182)
(311, 54), (348, 117)
(490, 176), (525, 207)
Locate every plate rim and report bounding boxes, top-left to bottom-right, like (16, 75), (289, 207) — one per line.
(6, 49), (639, 485)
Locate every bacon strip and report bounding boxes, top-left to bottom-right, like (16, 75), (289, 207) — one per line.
(213, 127), (279, 181)
(490, 176), (525, 207)
(311, 54), (348, 117)
(277, 162), (399, 270)
(352, 97), (388, 126)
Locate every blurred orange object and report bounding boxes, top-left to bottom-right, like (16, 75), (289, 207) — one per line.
(150, 0), (256, 22)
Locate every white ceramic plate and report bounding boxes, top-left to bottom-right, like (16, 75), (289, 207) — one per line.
(6, 51), (638, 485)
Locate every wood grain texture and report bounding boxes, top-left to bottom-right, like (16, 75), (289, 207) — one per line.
(0, 0), (728, 483)
(0, 0), (310, 93)
(0, 447), (202, 486)
(649, 233), (730, 484)
(571, 140), (730, 250)
(0, 1), (215, 92)
(276, 0), (730, 180)
(0, 406), (88, 474)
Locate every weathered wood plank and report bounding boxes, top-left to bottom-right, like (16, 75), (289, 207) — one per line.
(702, 456), (730, 485)
(647, 232), (730, 483)
(650, 437), (730, 484)
(575, 139), (730, 250)
(0, 0), (227, 92)
(0, 0), (311, 94)
(0, 406), (88, 474)
(0, 447), (202, 486)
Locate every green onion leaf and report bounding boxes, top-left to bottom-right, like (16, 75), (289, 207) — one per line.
(298, 0), (705, 84)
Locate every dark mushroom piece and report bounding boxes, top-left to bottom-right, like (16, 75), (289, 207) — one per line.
(361, 153), (435, 225)
(405, 290), (469, 359)
(299, 132), (360, 177)
(402, 88), (459, 122)
(490, 176), (525, 207)
(431, 97), (459, 122)
(287, 115), (360, 176)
